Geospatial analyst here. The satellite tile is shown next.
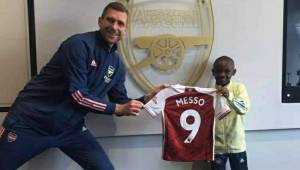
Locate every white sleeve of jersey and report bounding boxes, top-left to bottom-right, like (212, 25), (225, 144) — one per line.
(144, 88), (168, 117)
(214, 95), (231, 120)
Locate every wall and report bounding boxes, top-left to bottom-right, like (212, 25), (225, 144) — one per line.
(1, 0), (300, 170)
(0, 0), (30, 107)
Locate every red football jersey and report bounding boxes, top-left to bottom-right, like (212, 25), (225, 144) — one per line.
(144, 84), (230, 162)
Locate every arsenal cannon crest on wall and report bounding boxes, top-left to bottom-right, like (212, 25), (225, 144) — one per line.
(118, 0), (214, 92)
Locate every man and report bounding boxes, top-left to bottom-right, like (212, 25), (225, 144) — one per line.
(0, 2), (166, 170)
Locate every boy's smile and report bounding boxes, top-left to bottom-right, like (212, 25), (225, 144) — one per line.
(212, 59), (236, 86)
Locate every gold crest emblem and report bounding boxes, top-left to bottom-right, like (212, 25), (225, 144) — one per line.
(118, 0), (214, 92)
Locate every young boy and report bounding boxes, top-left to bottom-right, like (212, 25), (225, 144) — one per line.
(211, 56), (251, 170)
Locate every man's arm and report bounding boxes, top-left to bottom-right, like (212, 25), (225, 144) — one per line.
(61, 37), (117, 114)
(109, 80), (169, 116)
(107, 64), (144, 116)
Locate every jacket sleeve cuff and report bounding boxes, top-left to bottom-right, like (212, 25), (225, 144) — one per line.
(135, 96), (146, 104)
(106, 103), (116, 114)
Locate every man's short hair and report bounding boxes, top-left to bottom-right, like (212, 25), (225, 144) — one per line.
(101, 2), (128, 18)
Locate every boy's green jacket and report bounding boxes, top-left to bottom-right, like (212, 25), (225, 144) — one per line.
(215, 81), (251, 154)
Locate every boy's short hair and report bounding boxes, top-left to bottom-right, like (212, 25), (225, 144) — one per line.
(214, 56), (235, 67)
(101, 2), (128, 18)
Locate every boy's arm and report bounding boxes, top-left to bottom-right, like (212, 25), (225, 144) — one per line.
(226, 84), (250, 115)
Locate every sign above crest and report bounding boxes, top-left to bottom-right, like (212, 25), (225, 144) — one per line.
(118, 0), (214, 92)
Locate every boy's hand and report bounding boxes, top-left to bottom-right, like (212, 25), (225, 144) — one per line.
(217, 87), (229, 98)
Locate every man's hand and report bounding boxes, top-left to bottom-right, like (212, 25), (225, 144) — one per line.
(114, 100), (144, 116)
(144, 83), (170, 103)
(217, 87), (229, 98)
